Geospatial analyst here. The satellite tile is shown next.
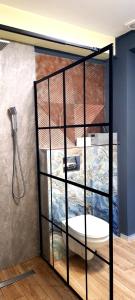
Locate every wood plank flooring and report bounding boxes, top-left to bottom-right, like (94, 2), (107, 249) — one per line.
(0, 237), (134, 299)
(55, 237), (135, 300)
(0, 257), (77, 300)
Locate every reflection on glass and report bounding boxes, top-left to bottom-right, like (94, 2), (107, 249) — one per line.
(69, 237), (86, 299)
(40, 175), (51, 219)
(37, 80), (49, 128)
(86, 212), (109, 262)
(42, 218), (53, 265)
(49, 74), (64, 127)
(50, 148), (64, 179)
(86, 131), (109, 194)
(65, 65), (84, 126)
(39, 130), (50, 174)
(67, 184), (84, 224)
(52, 179), (66, 229)
(66, 128), (85, 186)
(50, 128), (65, 178)
(85, 60), (109, 124)
(53, 225), (67, 281)
(86, 191), (109, 223)
(87, 250), (109, 300)
(39, 130), (50, 153)
(86, 191), (109, 261)
(39, 129), (65, 178)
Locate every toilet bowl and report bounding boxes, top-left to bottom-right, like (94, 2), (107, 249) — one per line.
(62, 214), (109, 260)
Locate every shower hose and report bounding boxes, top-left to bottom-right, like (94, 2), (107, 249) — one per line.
(12, 128), (25, 201)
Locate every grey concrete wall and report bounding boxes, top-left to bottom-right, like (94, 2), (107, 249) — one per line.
(0, 42), (39, 269)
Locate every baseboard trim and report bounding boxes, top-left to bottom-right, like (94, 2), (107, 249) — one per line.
(120, 233), (135, 241)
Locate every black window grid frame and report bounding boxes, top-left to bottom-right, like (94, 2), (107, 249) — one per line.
(34, 43), (113, 300)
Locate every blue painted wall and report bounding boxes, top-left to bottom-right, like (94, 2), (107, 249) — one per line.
(114, 31), (135, 235)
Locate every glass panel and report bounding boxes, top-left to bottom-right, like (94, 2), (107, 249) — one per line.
(67, 184), (84, 231)
(85, 58), (109, 125)
(42, 218), (53, 265)
(39, 130), (50, 168)
(51, 129), (64, 179)
(53, 224), (67, 281)
(37, 80), (49, 127)
(86, 191), (109, 261)
(87, 250), (109, 300)
(86, 126), (109, 194)
(69, 237), (86, 299)
(52, 179), (66, 229)
(65, 64), (84, 126)
(39, 128), (65, 178)
(49, 74), (64, 127)
(39, 129), (50, 152)
(40, 175), (51, 220)
(66, 127), (85, 186)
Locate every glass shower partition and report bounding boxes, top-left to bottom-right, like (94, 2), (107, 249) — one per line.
(34, 44), (113, 300)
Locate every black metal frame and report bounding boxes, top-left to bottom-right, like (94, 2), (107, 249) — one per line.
(0, 24), (99, 52)
(34, 43), (113, 300)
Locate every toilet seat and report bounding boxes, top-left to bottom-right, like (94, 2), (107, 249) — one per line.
(67, 215), (109, 240)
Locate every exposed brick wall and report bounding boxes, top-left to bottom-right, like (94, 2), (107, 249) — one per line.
(36, 54), (105, 148)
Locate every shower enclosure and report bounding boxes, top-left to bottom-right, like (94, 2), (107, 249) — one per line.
(34, 44), (113, 300)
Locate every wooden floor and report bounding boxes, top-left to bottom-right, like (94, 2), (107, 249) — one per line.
(54, 237), (135, 300)
(114, 237), (135, 299)
(0, 237), (135, 299)
(0, 257), (77, 300)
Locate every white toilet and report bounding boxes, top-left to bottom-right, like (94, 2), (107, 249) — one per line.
(62, 214), (109, 260)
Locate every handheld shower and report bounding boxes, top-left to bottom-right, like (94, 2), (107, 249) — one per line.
(8, 107), (17, 134)
(8, 106), (17, 115)
(8, 107), (25, 203)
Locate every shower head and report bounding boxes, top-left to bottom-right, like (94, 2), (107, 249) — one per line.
(8, 107), (17, 117)
(8, 107), (17, 133)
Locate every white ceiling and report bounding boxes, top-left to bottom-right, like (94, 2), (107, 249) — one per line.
(0, 0), (135, 37)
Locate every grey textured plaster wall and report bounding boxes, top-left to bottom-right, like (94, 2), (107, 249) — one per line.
(0, 42), (39, 269)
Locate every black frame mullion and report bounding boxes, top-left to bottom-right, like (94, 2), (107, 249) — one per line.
(40, 171), (109, 197)
(34, 43), (113, 300)
(109, 45), (113, 300)
(63, 70), (69, 284)
(48, 78), (54, 267)
(34, 82), (43, 256)
(36, 44), (112, 84)
(38, 122), (109, 130)
(83, 61), (88, 300)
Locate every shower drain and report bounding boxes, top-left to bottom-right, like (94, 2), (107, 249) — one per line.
(0, 270), (35, 288)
